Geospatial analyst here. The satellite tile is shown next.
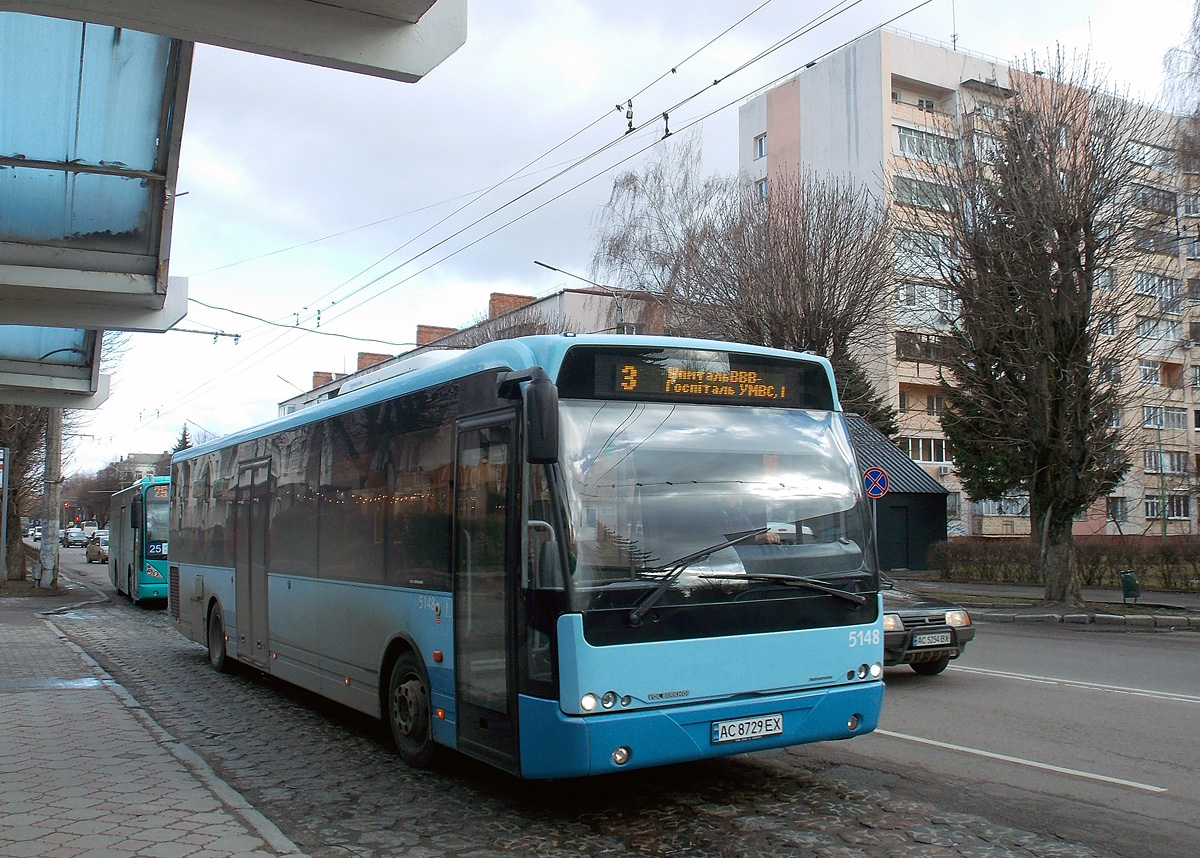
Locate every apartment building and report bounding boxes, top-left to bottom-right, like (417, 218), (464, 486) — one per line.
(739, 28), (1197, 538)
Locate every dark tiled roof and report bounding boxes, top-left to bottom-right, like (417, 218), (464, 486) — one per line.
(845, 413), (948, 495)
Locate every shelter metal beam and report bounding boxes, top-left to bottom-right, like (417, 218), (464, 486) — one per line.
(0, 0), (466, 82)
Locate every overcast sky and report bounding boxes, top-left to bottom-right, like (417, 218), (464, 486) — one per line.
(69, 0), (1194, 475)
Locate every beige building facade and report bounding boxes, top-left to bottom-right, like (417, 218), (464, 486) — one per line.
(739, 29), (1197, 539)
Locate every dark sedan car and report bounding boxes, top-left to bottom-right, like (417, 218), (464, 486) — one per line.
(881, 574), (975, 675)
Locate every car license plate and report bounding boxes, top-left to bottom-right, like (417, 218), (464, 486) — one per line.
(711, 713), (783, 744)
(913, 631), (952, 647)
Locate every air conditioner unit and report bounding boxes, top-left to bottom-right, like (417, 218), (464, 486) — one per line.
(937, 465), (953, 476)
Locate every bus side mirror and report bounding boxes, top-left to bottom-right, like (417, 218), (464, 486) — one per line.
(524, 375), (559, 465)
(498, 367), (559, 465)
(130, 498), (142, 530)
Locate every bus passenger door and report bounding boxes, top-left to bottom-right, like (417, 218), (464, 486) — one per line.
(453, 417), (518, 772)
(235, 459), (271, 668)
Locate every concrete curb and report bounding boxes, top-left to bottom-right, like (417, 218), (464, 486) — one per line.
(974, 610), (1197, 628)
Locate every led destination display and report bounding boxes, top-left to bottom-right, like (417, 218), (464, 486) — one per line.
(557, 347), (835, 410)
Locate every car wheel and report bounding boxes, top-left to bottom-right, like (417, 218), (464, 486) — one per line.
(387, 652), (437, 768)
(207, 605), (230, 673)
(911, 655), (951, 676)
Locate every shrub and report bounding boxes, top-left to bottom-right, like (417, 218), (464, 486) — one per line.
(927, 535), (1200, 591)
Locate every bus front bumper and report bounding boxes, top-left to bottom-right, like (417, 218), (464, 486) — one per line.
(516, 680), (883, 779)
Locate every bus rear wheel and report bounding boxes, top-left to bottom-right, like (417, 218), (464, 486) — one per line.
(207, 605), (230, 673)
(388, 652), (436, 768)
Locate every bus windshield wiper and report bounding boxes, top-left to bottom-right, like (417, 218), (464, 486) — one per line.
(627, 528), (769, 626)
(699, 572), (868, 605)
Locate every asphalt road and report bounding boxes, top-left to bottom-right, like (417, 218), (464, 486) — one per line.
(44, 548), (1200, 858)
(827, 624), (1200, 858)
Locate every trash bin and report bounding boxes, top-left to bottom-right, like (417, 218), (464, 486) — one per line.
(1119, 570), (1140, 604)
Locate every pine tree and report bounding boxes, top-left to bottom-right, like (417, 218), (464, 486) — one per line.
(173, 425), (192, 453)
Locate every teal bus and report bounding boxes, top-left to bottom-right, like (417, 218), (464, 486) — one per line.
(110, 476), (171, 603)
(168, 335), (884, 778)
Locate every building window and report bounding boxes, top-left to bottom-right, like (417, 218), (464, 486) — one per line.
(1146, 494), (1190, 520)
(1143, 449), (1188, 473)
(1131, 141), (1173, 170)
(894, 230), (948, 279)
(894, 175), (952, 210)
(1108, 407), (1123, 428)
(897, 282), (918, 306)
(754, 133), (767, 160)
(896, 331), (954, 364)
(917, 97), (937, 112)
(1183, 191), (1200, 217)
(1134, 271), (1181, 301)
(1099, 359), (1122, 384)
(1139, 360), (1161, 386)
(896, 126), (955, 164)
(1132, 184), (1177, 215)
(1106, 496), (1129, 522)
(946, 492), (962, 518)
(927, 394), (945, 414)
(1189, 236), (1200, 260)
(903, 437), (952, 463)
(755, 178), (768, 199)
(979, 492), (1029, 516)
(1097, 313), (1118, 335)
(1143, 405), (1164, 428)
(1166, 406), (1187, 429)
(1134, 228), (1178, 255)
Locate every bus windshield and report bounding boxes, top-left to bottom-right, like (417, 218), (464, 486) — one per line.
(557, 400), (874, 614)
(145, 494), (170, 559)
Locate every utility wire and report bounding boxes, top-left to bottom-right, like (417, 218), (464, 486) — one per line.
(113, 0), (931, 439)
(197, 0), (797, 334)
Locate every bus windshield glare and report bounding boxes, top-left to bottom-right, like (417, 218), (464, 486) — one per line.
(556, 400), (873, 614)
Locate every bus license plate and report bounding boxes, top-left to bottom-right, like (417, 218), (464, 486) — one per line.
(913, 631), (952, 647)
(711, 713), (783, 744)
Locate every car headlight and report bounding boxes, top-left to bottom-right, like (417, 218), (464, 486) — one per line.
(882, 613), (904, 632)
(945, 609), (970, 627)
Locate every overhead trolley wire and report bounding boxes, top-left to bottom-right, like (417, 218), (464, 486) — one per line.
(116, 0), (933, 440)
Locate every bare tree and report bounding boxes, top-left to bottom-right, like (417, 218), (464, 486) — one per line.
(1165, 1), (1200, 168)
(919, 51), (1164, 605)
(434, 307), (580, 348)
(592, 142), (898, 434)
(1, 406), (48, 581)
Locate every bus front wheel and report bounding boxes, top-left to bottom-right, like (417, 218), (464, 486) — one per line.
(207, 605), (231, 673)
(388, 652), (436, 768)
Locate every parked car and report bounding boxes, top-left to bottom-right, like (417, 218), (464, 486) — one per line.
(32, 526), (42, 541)
(85, 531), (109, 564)
(881, 573), (975, 675)
(62, 527), (88, 548)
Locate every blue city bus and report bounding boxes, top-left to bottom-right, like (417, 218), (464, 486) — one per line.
(110, 475), (171, 603)
(168, 335), (883, 778)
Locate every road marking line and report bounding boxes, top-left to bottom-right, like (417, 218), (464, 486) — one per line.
(950, 665), (1200, 704)
(874, 729), (1168, 793)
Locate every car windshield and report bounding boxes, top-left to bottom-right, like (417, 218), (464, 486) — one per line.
(556, 400), (874, 613)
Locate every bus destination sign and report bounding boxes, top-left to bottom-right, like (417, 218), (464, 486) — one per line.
(557, 347), (835, 410)
(619, 363), (790, 402)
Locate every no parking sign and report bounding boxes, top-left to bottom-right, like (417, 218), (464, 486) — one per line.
(863, 466), (889, 499)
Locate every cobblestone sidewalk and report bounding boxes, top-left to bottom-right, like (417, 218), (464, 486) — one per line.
(0, 597), (307, 858)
